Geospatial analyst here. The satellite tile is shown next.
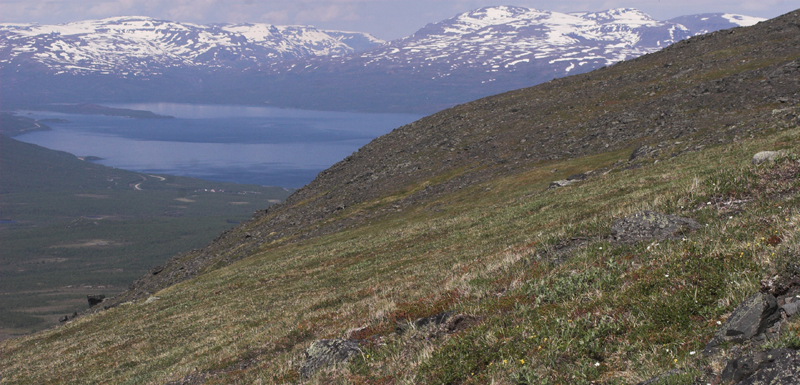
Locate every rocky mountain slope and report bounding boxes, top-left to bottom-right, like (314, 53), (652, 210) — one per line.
(114, 8), (799, 306)
(0, 8), (763, 113)
(2, 8), (799, 385)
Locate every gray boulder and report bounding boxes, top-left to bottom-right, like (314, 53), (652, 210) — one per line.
(722, 348), (792, 383)
(704, 293), (781, 354)
(736, 349), (800, 385)
(610, 211), (701, 244)
(782, 301), (800, 317)
(751, 151), (781, 165)
(299, 339), (361, 378)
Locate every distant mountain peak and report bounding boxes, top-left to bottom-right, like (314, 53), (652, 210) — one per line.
(0, 18), (385, 75)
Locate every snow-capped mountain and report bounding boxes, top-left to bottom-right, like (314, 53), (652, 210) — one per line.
(0, 16), (384, 75)
(0, 8), (766, 113)
(271, 7), (764, 81)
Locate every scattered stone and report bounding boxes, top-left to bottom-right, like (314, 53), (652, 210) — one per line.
(149, 265), (164, 276)
(736, 349), (800, 385)
(782, 301), (800, 317)
(548, 179), (576, 189)
(566, 171), (592, 181)
(87, 294), (106, 308)
(144, 296), (160, 304)
(299, 339), (362, 378)
(397, 311), (454, 334)
(58, 313), (77, 323)
(610, 211), (701, 244)
(630, 145), (658, 161)
(703, 293), (781, 354)
(751, 151), (782, 165)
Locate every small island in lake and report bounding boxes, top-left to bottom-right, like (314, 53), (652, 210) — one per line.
(33, 103), (174, 119)
(0, 113), (51, 136)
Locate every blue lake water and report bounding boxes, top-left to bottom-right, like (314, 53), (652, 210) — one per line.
(15, 103), (422, 188)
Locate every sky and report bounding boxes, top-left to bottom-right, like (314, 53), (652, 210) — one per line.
(0, 0), (797, 40)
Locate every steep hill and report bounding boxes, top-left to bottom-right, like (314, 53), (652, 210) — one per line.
(2, 9), (800, 385)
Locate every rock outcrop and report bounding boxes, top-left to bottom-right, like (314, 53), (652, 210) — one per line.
(300, 339), (362, 378)
(610, 211), (701, 244)
(704, 293), (781, 354)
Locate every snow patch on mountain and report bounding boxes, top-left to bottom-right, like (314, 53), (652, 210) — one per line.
(721, 14), (764, 27)
(0, 16), (384, 75)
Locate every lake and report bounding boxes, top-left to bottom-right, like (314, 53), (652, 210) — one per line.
(15, 103), (422, 188)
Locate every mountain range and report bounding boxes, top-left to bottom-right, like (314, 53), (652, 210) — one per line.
(2, 7), (800, 385)
(0, 7), (764, 113)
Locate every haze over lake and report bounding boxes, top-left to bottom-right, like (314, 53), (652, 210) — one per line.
(15, 103), (422, 188)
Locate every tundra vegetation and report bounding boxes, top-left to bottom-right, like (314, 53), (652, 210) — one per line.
(2, 9), (800, 385)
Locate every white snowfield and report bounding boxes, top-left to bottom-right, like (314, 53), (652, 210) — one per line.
(0, 16), (384, 75)
(344, 6), (766, 79)
(0, 7), (765, 78)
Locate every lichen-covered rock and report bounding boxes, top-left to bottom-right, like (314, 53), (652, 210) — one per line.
(610, 211), (701, 244)
(721, 348), (792, 383)
(299, 339), (361, 378)
(751, 151), (782, 165)
(735, 349), (800, 385)
(703, 293), (780, 354)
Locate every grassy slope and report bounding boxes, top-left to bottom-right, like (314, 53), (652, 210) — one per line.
(113, 8), (800, 306)
(3, 10), (800, 385)
(3, 125), (800, 384)
(0, 135), (291, 335)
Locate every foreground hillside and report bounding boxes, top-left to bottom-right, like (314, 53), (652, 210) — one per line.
(2, 9), (800, 385)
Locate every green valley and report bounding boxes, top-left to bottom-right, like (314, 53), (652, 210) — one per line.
(0, 134), (291, 338)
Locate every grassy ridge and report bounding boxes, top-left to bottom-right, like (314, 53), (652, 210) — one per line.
(2, 123), (799, 383)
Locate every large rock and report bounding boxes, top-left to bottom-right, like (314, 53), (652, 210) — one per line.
(87, 294), (106, 308)
(610, 211), (701, 244)
(722, 348), (792, 383)
(736, 349), (800, 385)
(299, 339), (362, 378)
(751, 151), (781, 165)
(704, 293), (781, 354)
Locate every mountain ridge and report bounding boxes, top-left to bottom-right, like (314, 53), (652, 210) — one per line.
(0, 7), (765, 113)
